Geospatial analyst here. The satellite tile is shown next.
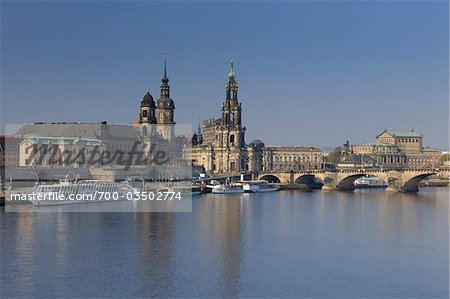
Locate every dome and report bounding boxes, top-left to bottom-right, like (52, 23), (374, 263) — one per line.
(250, 139), (265, 148)
(141, 91), (155, 107)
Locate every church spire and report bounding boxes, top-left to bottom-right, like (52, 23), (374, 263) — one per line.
(159, 52), (170, 98)
(162, 52), (169, 84)
(228, 59), (235, 80)
(225, 59), (238, 103)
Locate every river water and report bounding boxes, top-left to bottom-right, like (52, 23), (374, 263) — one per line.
(1, 188), (448, 298)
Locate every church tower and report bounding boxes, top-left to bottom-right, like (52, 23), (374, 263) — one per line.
(222, 60), (242, 128)
(138, 88), (156, 136)
(221, 61), (245, 148)
(156, 53), (175, 141)
(218, 61), (246, 172)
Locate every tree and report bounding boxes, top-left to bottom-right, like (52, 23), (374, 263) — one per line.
(326, 146), (342, 164)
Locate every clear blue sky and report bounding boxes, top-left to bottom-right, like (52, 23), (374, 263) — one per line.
(2, 1), (448, 149)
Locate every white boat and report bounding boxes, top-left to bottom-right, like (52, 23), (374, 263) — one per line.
(211, 184), (244, 194)
(31, 179), (134, 206)
(239, 180), (279, 193)
(354, 175), (387, 188)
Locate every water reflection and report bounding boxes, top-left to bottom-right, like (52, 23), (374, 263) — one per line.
(1, 188), (448, 298)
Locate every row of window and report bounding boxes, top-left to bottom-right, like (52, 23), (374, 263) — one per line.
(264, 156), (322, 163)
(398, 138), (420, 143)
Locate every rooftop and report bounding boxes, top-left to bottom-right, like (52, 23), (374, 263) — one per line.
(385, 130), (422, 138)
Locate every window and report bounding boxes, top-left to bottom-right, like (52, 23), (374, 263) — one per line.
(230, 134), (235, 143)
(142, 110), (147, 117)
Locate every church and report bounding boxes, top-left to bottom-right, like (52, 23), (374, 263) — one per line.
(188, 62), (260, 173)
(188, 62), (323, 174)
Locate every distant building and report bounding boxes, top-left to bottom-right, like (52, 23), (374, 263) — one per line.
(262, 146), (323, 171)
(19, 136), (106, 167)
(0, 135), (21, 168)
(349, 129), (441, 169)
(16, 123), (141, 156)
(187, 62), (323, 174)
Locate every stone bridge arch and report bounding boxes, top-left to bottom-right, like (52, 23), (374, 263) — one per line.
(336, 173), (366, 190)
(259, 174), (282, 184)
(393, 171), (436, 192)
(402, 173), (433, 192)
(294, 174), (315, 184)
(293, 174), (323, 189)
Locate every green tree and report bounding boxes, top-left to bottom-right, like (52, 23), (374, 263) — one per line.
(326, 146), (342, 164)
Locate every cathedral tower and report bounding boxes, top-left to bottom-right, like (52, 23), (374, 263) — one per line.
(222, 60), (242, 128)
(221, 61), (245, 148)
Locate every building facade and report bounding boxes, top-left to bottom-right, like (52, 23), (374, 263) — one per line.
(1, 136), (21, 168)
(262, 146), (323, 171)
(350, 130), (441, 169)
(19, 136), (106, 167)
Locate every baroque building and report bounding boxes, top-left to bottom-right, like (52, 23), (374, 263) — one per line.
(349, 130), (441, 169)
(190, 62), (250, 173)
(188, 62), (323, 174)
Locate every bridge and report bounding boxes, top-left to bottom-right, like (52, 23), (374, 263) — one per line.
(257, 169), (450, 192)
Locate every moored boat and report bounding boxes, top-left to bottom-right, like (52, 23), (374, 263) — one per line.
(31, 179), (134, 206)
(239, 180), (279, 193)
(211, 183), (244, 194)
(354, 175), (387, 188)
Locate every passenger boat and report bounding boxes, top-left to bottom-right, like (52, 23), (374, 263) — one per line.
(353, 175), (387, 188)
(31, 179), (134, 206)
(211, 184), (244, 194)
(239, 180), (279, 193)
(205, 180), (243, 194)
